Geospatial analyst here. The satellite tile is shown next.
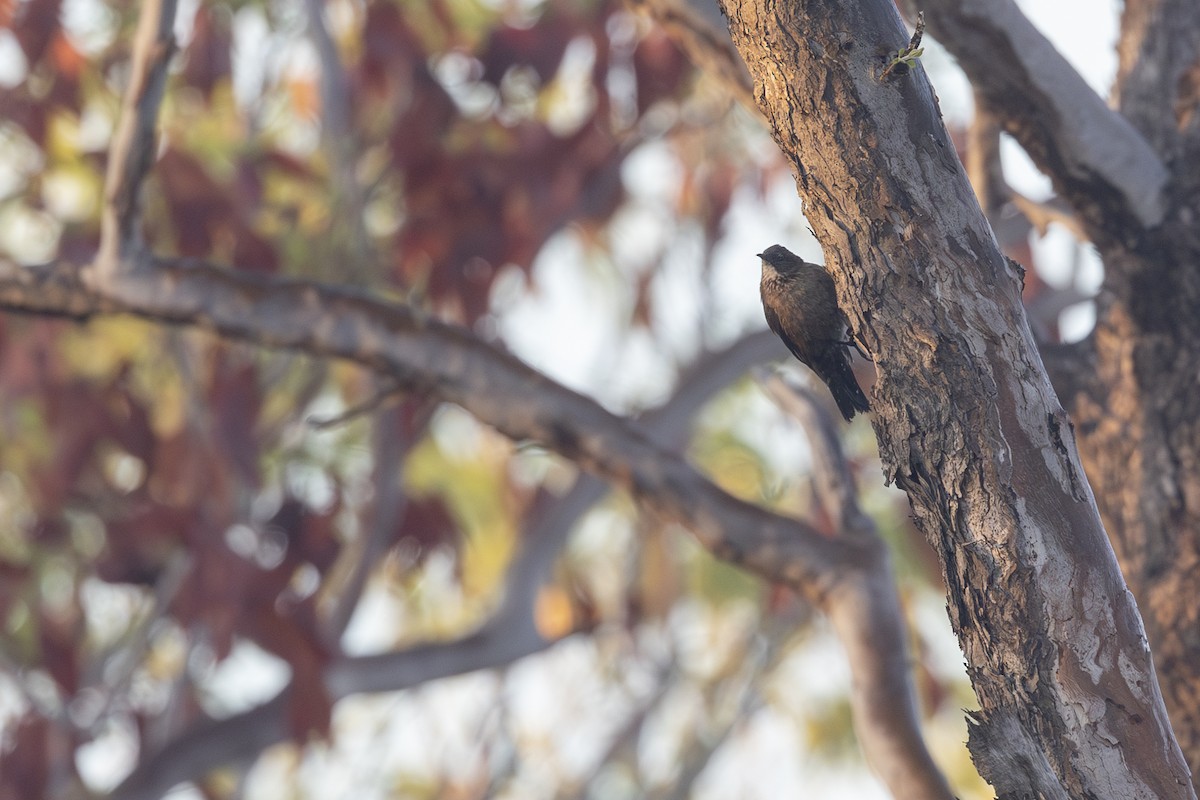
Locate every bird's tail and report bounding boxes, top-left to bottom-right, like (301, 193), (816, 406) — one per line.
(814, 350), (870, 422)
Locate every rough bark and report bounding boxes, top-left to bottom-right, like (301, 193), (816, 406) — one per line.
(912, 0), (1200, 781)
(1089, 1), (1200, 779)
(1115, 0), (1200, 170)
(718, 0), (1193, 796)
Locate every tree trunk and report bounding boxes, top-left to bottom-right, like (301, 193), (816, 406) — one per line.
(905, 0), (1200, 781)
(717, 0), (1193, 795)
(1072, 0), (1200, 780)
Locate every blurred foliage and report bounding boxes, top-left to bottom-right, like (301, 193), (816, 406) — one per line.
(0, 0), (988, 798)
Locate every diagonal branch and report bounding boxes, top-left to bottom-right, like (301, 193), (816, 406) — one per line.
(0, 256), (856, 590)
(317, 396), (432, 644)
(902, 0), (1167, 236)
(102, 330), (785, 800)
(96, 0), (179, 279)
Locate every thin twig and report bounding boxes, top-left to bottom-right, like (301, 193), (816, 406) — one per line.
(95, 0), (179, 279)
(98, 328), (787, 800)
(305, 0), (376, 282)
(1, 257), (846, 591)
(906, 0), (1167, 228)
(319, 396), (436, 643)
(306, 380), (405, 429)
(84, 552), (192, 730)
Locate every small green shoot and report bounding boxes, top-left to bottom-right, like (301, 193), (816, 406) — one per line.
(880, 11), (925, 80)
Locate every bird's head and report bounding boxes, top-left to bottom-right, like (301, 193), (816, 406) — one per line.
(757, 244), (804, 274)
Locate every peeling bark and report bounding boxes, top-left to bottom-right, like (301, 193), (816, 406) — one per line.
(888, 0), (1200, 783)
(718, 0), (1193, 795)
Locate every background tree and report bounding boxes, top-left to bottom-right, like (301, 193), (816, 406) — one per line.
(0, 0), (1194, 798)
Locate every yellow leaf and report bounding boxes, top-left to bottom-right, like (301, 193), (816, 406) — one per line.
(535, 585), (574, 639)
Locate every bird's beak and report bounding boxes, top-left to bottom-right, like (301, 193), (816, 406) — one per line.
(755, 252), (764, 259)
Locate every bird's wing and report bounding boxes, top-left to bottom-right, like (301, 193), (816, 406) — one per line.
(762, 301), (811, 366)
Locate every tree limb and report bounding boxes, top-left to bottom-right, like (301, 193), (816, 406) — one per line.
(97, 330), (789, 800)
(317, 396), (434, 644)
(902, 0), (1168, 236)
(304, 0), (377, 282)
(0, 257), (857, 591)
(626, 0), (757, 112)
(96, 0), (178, 279)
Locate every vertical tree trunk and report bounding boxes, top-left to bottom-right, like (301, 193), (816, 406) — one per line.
(717, 0), (1193, 795)
(903, 0), (1200, 779)
(1072, 0), (1200, 778)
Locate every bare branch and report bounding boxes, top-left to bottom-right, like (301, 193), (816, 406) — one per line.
(0, 257), (853, 591)
(83, 553), (192, 730)
(305, 380), (404, 430)
(1009, 193), (1087, 241)
(904, 0), (1168, 234)
(965, 90), (1007, 219)
(963, 92), (1090, 250)
(758, 374), (862, 533)
(304, 0), (377, 282)
(317, 395), (433, 643)
(96, 0), (178, 279)
(100, 330), (787, 800)
(759, 373), (955, 800)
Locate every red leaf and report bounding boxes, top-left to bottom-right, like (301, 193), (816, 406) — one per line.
(208, 356), (262, 487)
(633, 29), (690, 114)
(181, 4), (233, 96)
(250, 605), (332, 740)
(49, 30), (83, 77)
(266, 494), (342, 573)
(0, 715), (52, 800)
(0, 90), (48, 145)
(396, 495), (458, 554)
(479, 22), (569, 86)
(150, 428), (233, 515)
(38, 604), (81, 694)
(96, 503), (190, 585)
(12, 0), (60, 66)
(0, 0), (17, 29)
(176, 541), (256, 659)
(108, 384), (156, 466)
(359, 0), (421, 97)
(231, 228), (278, 274)
(155, 148), (231, 257)
(34, 380), (110, 512)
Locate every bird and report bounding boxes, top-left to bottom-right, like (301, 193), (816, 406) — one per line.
(758, 244), (870, 421)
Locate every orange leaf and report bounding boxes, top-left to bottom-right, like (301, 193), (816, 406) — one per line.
(50, 30), (83, 77)
(286, 76), (320, 121)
